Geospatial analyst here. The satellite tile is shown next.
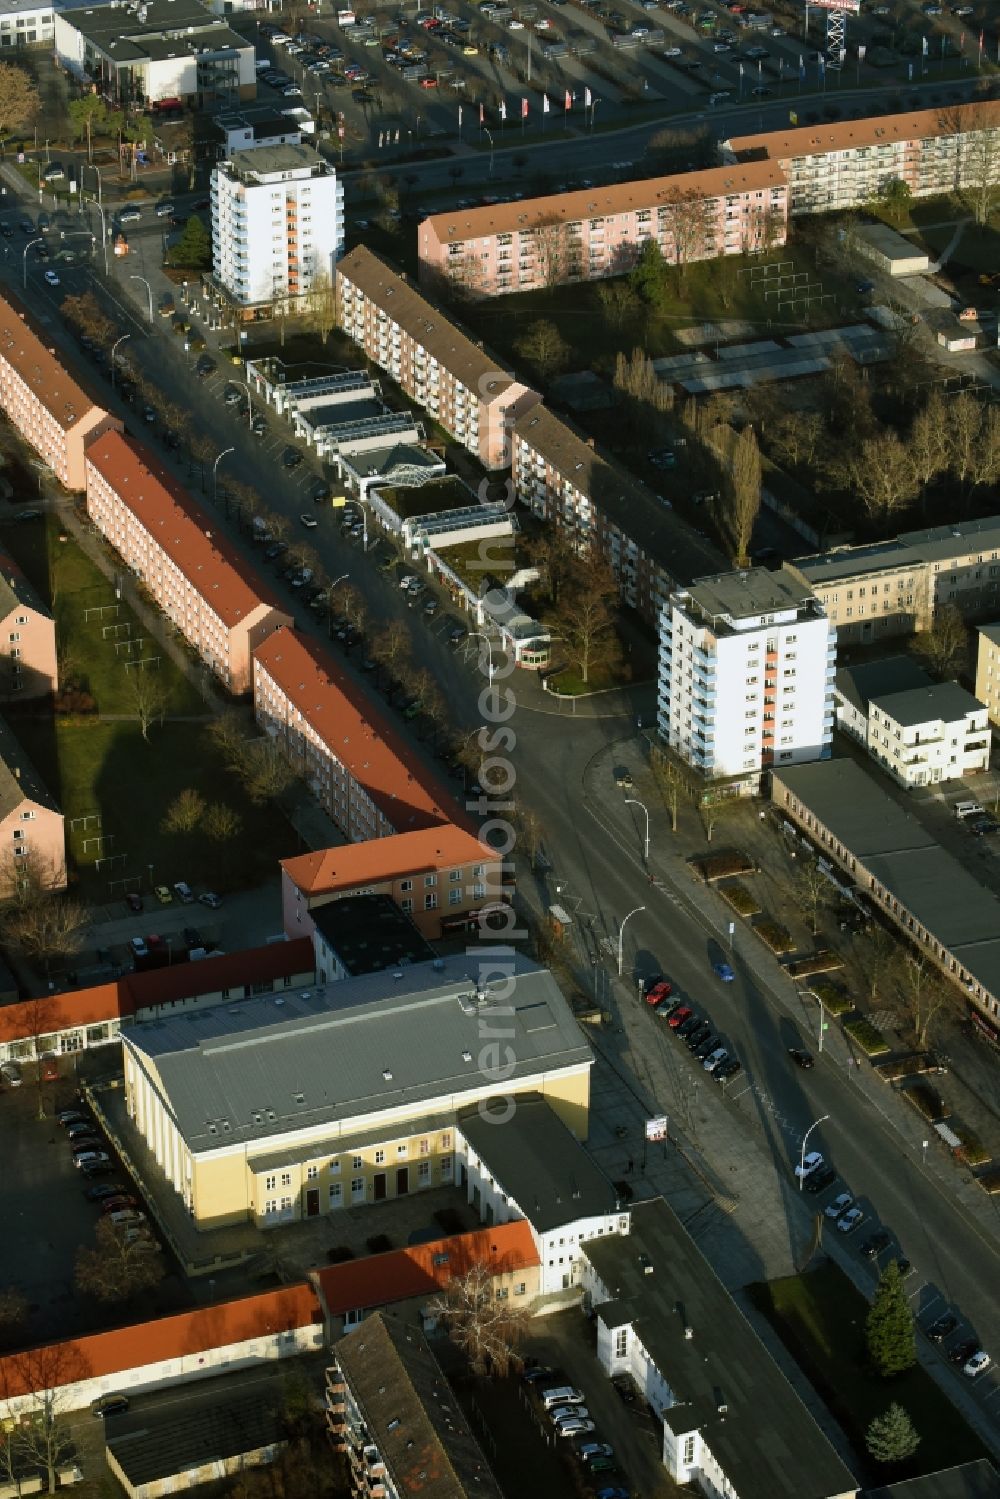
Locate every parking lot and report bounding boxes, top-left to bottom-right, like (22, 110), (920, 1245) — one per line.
(0, 1082), (186, 1346)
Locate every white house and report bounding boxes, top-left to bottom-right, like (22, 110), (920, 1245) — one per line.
(658, 566), (836, 788)
(868, 683), (990, 788)
(581, 1198), (857, 1499)
(211, 143), (344, 311)
(456, 1094), (628, 1298)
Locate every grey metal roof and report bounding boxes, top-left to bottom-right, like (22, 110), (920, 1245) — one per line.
(869, 681), (985, 729)
(794, 515), (1000, 585)
(335, 1314), (502, 1499)
(127, 955), (592, 1153)
(227, 143), (327, 178)
(105, 1382), (285, 1487)
(834, 656), (931, 719)
(457, 1093), (619, 1232)
(584, 1199), (856, 1499)
(774, 759), (1000, 1003)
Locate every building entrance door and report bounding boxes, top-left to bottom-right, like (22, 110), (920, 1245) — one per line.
(374, 1173), (387, 1201)
(396, 1167), (409, 1196)
(305, 1188), (320, 1218)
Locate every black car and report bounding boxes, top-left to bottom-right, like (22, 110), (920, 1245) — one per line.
(714, 1057), (741, 1081)
(311, 481), (332, 504)
(692, 1032), (719, 1059)
(949, 1338), (979, 1366)
(85, 1182), (127, 1201)
(860, 1231), (892, 1260)
(676, 1014), (701, 1038)
(282, 448), (304, 469)
(93, 1395), (129, 1418)
(803, 1164), (837, 1195)
(80, 1161), (114, 1178)
(788, 1048), (815, 1069)
(183, 927), (203, 949)
(926, 1313), (959, 1343)
(685, 1022), (712, 1051)
(195, 356), (216, 378)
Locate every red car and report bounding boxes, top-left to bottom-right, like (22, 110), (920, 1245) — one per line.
(667, 1005), (692, 1029)
(644, 980), (673, 1006)
(100, 1195), (138, 1215)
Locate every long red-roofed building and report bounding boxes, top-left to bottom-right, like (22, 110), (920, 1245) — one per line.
(280, 824), (508, 941)
(0, 1284), (322, 1418)
(84, 430), (292, 695)
(253, 627), (460, 843)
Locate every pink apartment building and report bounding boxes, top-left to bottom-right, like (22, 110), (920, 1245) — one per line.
(418, 161), (788, 298)
(724, 100), (1000, 216)
(280, 824), (508, 942)
(0, 554), (57, 701)
(0, 716), (65, 895)
(253, 627), (461, 844)
(336, 245), (540, 469)
(0, 294), (121, 490)
(84, 431), (291, 696)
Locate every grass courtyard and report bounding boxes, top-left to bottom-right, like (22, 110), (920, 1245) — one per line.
(748, 1262), (989, 1483)
(3, 513), (294, 902)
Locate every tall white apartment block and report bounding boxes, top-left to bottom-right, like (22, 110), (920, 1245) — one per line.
(211, 143), (344, 309)
(659, 567), (836, 783)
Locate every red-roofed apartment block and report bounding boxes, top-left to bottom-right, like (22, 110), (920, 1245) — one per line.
(0, 939), (315, 1066)
(84, 431), (292, 696)
(310, 1222), (540, 1340)
(0, 1284), (322, 1419)
(253, 627), (458, 843)
(0, 293), (122, 490)
(280, 825), (509, 942)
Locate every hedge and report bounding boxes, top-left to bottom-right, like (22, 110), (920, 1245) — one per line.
(843, 1016), (891, 1057)
(903, 1083), (949, 1123)
(952, 1123), (991, 1168)
(721, 881), (761, 917)
(808, 981), (854, 1017)
(754, 917), (794, 954)
(787, 950), (843, 980)
(695, 851), (756, 882)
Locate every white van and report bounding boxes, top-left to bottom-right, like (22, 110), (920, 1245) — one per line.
(955, 801), (985, 820)
(541, 1386), (585, 1410)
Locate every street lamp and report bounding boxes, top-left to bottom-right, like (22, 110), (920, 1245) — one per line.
(22, 236), (43, 288)
(130, 274), (153, 323)
(798, 1114), (830, 1191)
(625, 797), (650, 861)
(483, 125), (495, 177)
(84, 162), (105, 202)
(212, 446), (235, 504)
(110, 332), (131, 390)
(239, 379), (254, 433)
(326, 571), (349, 637)
(86, 195), (109, 275)
(468, 630), (495, 684)
(617, 905), (645, 978)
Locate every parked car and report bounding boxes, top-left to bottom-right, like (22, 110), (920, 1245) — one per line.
(80, 1161), (114, 1178)
(154, 885), (173, 905)
(43, 270), (60, 286)
(75, 1151), (111, 1170)
(85, 1182), (127, 1201)
(100, 1195), (138, 1214)
(714, 1057), (742, 1081)
(578, 1443), (615, 1463)
(124, 892), (143, 913)
(667, 1005), (692, 1030)
(836, 1207), (865, 1234)
(788, 1048), (814, 1069)
(964, 1350), (991, 1378)
(860, 1232), (892, 1260)
(926, 1312), (959, 1342)
(796, 1151), (824, 1180)
(58, 1110), (88, 1127)
(703, 1046), (727, 1072)
(173, 881), (194, 903)
(549, 1406), (590, 1423)
(0, 1062), (22, 1087)
(645, 980), (673, 1006)
(92, 1396), (129, 1418)
(554, 1418), (595, 1438)
(282, 448), (304, 469)
(541, 1387), (585, 1409)
(67, 1122), (98, 1141)
(199, 892), (222, 909)
(803, 1165), (837, 1195)
(950, 1338), (980, 1366)
(712, 960), (735, 982)
(824, 1191), (854, 1221)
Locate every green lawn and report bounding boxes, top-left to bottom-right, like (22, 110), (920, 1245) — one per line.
(748, 1262), (989, 1483)
(2, 515), (294, 900)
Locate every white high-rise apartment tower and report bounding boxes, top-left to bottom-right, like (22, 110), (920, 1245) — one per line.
(658, 567), (836, 784)
(211, 143), (344, 309)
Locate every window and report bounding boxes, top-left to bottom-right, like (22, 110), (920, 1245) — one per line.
(514, 1282), (526, 1296)
(419, 1137), (429, 1156)
(424, 873), (437, 887)
(683, 1435), (696, 1465)
(329, 1182), (342, 1207)
(425, 893), (438, 910)
(400, 878), (412, 892)
(265, 1174), (276, 1191)
(418, 1160), (430, 1183)
(449, 888), (462, 906)
(280, 1172), (291, 1188)
(352, 1155), (362, 1170)
(329, 1158), (341, 1175)
(397, 1143), (407, 1157)
(374, 1149), (385, 1165)
(306, 1164), (318, 1181)
(449, 868), (462, 882)
(615, 1328), (628, 1358)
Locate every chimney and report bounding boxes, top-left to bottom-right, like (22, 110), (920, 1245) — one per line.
(13, 766), (20, 780)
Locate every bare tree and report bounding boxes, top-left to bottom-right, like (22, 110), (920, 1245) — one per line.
(650, 748), (695, 834)
(299, 267), (339, 345)
(939, 103), (1000, 226)
(3, 895), (89, 983)
(128, 665), (167, 742)
(75, 1217), (165, 1304)
(845, 433), (917, 525)
(864, 925), (898, 1004)
(0, 1345), (83, 1495)
(947, 390), (984, 487)
(549, 549), (620, 685)
(61, 290), (115, 348)
(514, 320), (570, 379)
(917, 602), (968, 679)
(525, 530), (576, 608)
(767, 409), (824, 472)
(161, 787), (206, 834)
(903, 955), (950, 1049)
(908, 391), (951, 490)
(596, 279), (639, 329)
(372, 620), (412, 684)
(660, 186), (713, 283)
(789, 859), (829, 937)
(426, 1260), (531, 1376)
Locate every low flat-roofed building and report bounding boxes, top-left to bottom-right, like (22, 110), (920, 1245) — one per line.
(772, 758), (1000, 1034)
(0, 292), (121, 490)
(582, 1197), (857, 1499)
(975, 623), (1000, 728)
(280, 825), (506, 943)
(326, 1313), (503, 1499)
(790, 516), (1000, 645)
(854, 222), (930, 276)
(0, 552), (57, 700)
(212, 103), (302, 156)
(457, 1092), (626, 1296)
(310, 1221), (541, 1340)
(105, 1380), (287, 1499)
(862, 1462), (1000, 1499)
(253, 626), (457, 841)
(85, 431), (291, 695)
(310, 892), (435, 980)
(866, 681), (990, 788)
(121, 954), (593, 1229)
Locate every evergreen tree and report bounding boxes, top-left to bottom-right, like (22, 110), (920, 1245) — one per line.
(866, 1403), (920, 1464)
(866, 1261), (916, 1377)
(629, 238), (669, 309)
(169, 214), (211, 270)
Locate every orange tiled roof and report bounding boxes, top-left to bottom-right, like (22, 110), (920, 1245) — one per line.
(0, 1284), (320, 1400)
(726, 99), (1000, 164)
(282, 825), (493, 895)
(0, 984), (119, 1045)
(312, 1222), (539, 1318)
(85, 430), (289, 630)
(254, 627), (461, 834)
(421, 159), (786, 243)
(0, 291), (107, 431)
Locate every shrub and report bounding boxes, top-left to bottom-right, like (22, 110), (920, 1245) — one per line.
(695, 850), (756, 882)
(903, 1083), (948, 1122)
(721, 881), (760, 917)
(787, 950), (843, 979)
(953, 1123), (991, 1168)
(843, 1016), (891, 1057)
(809, 980), (853, 1017)
(754, 917), (794, 954)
